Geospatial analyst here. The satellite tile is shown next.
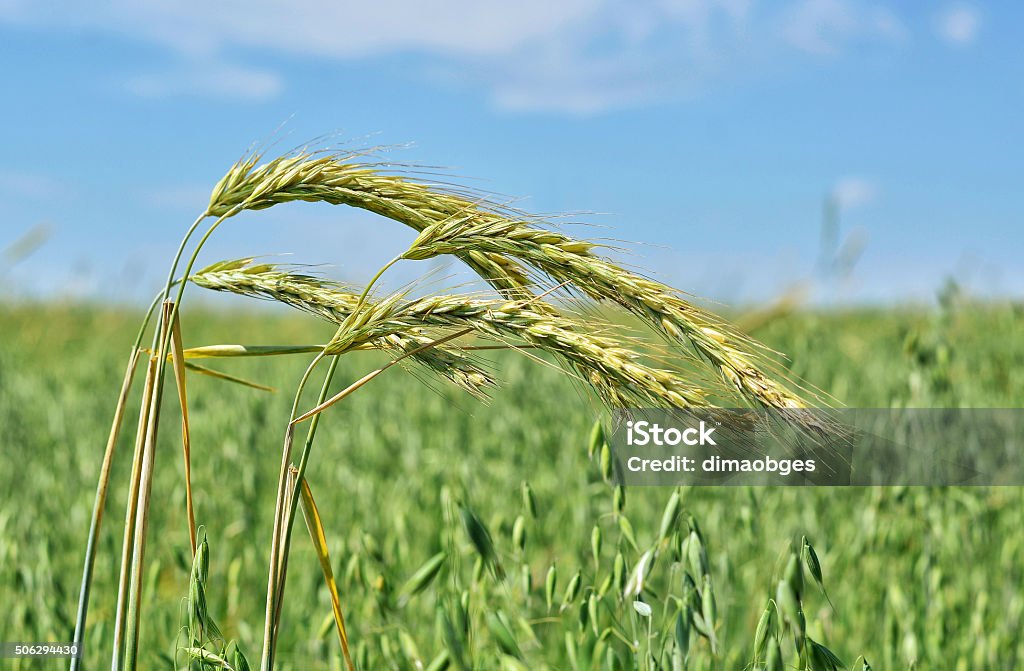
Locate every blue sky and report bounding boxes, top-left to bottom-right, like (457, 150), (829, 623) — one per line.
(1, 1), (1020, 304)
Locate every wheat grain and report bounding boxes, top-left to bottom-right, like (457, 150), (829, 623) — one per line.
(403, 212), (815, 411)
(203, 151), (814, 412)
(205, 153), (533, 298)
(192, 259), (494, 398)
(194, 260), (715, 409)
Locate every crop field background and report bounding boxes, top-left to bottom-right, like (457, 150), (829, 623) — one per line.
(1, 2), (1019, 668)
(1, 297), (1022, 669)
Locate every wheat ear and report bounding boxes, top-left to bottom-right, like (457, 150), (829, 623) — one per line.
(192, 260), (713, 410)
(203, 151), (813, 411)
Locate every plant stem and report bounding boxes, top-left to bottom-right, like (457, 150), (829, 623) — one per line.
(71, 287), (170, 671)
(259, 352), (327, 671)
(69, 347), (140, 670)
(162, 213), (209, 302)
(110, 357), (157, 670)
(114, 208), (234, 669)
(272, 357), (340, 654)
(122, 303), (173, 670)
(260, 256), (399, 669)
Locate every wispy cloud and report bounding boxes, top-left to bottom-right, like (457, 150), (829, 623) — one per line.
(934, 4), (980, 46)
(781, 0), (907, 55)
(0, 0), (600, 58)
(449, 1), (749, 113)
(0, 0), (912, 113)
(125, 61), (283, 101)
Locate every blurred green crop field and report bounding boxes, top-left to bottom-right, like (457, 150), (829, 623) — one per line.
(1, 300), (1023, 670)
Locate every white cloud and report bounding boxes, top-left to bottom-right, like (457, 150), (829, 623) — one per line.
(934, 4), (980, 46)
(782, 0), (856, 55)
(125, 61), (283, 101)
(0, 0), (600, 58)
(832, 176), (877, 210)
(0, 0), (909, 113)
(781, 0), (907, 55)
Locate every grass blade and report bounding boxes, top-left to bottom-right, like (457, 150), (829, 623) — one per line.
(184, 361), (275, 392)
(297, 475), (356, 671)
(182, 344), (324, 359)
(168, 309), (197, 557)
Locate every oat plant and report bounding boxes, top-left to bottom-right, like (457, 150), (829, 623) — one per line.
(71, 144), (817, 670)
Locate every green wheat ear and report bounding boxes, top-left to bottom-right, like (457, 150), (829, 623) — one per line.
(202, 149), (820, 413)
(190, 259), (719, 410)
(191, 259), (495, 399)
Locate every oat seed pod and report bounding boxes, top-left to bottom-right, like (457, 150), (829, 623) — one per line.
(544, 565), (557, 611)
(520, 482), (537, 519)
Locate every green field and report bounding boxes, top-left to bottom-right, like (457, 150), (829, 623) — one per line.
(2, 300), (1023, 669)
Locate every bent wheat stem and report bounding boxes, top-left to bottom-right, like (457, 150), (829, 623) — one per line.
(69, 347), (140, 669)
(111, 355), (157, 669)
(122, 303), (173, 670)
(71, 287), (171, 670)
